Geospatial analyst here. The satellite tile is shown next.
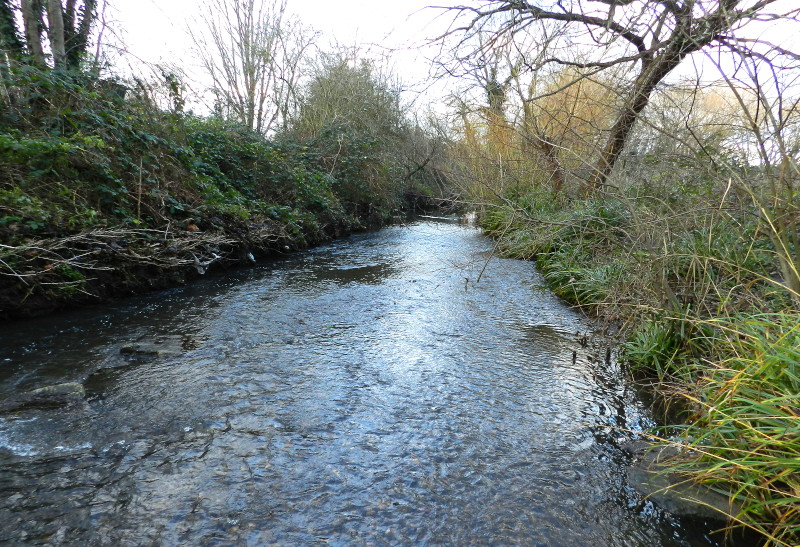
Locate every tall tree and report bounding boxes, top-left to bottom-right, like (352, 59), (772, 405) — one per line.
(0, 0), (96, 69)
(20, 0), (45, 65)
(46, 0), (65, 66)
(446, 0), (799, 192)
(62, 0), (96, 68)
(0, 0), (25, 70)
(290, 54), (405, 140)
(191, 0), (316, 134)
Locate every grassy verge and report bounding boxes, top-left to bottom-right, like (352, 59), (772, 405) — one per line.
(481, 187), (799, 546)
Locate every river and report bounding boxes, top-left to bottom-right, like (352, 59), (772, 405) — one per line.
(0, 219), (723, 545)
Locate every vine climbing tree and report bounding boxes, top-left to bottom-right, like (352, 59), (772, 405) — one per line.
(0, 0), (97, 70)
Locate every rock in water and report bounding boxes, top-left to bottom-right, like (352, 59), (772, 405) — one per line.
(0, 382), (86, 413)
(120, 335), (190, 358)
(627, 466), (738, 520)
(625, 441), (740, 520)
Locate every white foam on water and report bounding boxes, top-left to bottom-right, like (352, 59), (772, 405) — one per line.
(0, 417), (41, 456)
(0, 431), (39, 457)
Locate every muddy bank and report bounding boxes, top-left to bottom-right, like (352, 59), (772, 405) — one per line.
(0, 214), (376, 321)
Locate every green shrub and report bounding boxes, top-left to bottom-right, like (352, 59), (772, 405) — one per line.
(622, 316), (712, 381)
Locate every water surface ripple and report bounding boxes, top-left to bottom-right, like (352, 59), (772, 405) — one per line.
(0, 221), (718, 545)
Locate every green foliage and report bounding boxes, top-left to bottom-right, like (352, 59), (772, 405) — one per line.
(482, 191), (634, 310)
(300, 124), (398, 214)
(0, 186), (51, 229)
(55, 264), (86, 282)
(0, 64), (415, 245)
(1, 69), (177, 228)
(540, 253), (625, 307)
(184, 116), (276, 198)
(666, 313), (800, 546)
(291, 58), (404, 141)
(622, 315), (712, 380)
(667, 218), (775, 286)
(284, 55), (437, 219)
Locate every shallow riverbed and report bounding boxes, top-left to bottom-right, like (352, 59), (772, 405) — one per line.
(0, 220), (723, 545)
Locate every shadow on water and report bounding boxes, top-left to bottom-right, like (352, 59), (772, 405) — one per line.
(308, 261), (399, 287)
(0, 220), (735, 545)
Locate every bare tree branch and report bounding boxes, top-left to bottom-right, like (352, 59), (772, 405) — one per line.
(190, 0), (316, 134)
(440, 0), (796, 191)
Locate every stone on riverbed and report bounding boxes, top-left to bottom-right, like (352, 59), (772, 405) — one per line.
(0, 382), (86, 413)
(120, 335), (195, 358)
(625, 441), (740, 521)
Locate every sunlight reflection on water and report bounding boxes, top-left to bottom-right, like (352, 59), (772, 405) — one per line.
(0, 220), (721, 545)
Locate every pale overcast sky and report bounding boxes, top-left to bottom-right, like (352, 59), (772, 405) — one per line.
(114, 1), (447, 54)
(103, 0), (798, 112)
(104, 0), (457, 110)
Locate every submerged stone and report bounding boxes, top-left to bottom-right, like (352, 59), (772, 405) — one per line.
(120, 335), (195, 357)
(625, 441), (740, 521)
(0, 382), (86, 413)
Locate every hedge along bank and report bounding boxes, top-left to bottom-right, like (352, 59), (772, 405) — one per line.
(0, 67), (443, 320)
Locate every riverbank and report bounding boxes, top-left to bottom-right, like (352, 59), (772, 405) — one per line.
(1, 68), (445, 321)
(480, 191), (799, 546)
(0, 213), (368, 320)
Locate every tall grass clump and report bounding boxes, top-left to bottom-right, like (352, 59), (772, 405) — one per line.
(623, 314), (713, 384)
(481, 189), (654, 317)
(666, 313), (800, 546)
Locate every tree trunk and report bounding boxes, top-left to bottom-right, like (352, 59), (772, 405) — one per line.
(537, 137), (566, 195)
(587, 3), (741, 192)
(65, 0), (94, 68)
(588, 51), (685, 191)
(46, 0), (66, 68)
(0, 0), (25, 65)
(20, 0), (46, 66)
(62, 0), (76, 58)
(522, 100), (565, 194)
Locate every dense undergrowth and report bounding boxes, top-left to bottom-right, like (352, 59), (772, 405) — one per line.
(0, 67), (443, 319)
(481, 179), (799, 545)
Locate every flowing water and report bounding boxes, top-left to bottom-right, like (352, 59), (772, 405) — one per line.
(0, 220), (723, 545)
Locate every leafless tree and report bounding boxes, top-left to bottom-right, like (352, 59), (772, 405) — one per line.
(443, 27), (621, 196)
(443, 0), (800, 192)
(706, 48), (800, 303)
(190, 0), (317, 134)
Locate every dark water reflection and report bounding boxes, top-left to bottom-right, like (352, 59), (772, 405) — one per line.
(0, 221), (721, 545)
